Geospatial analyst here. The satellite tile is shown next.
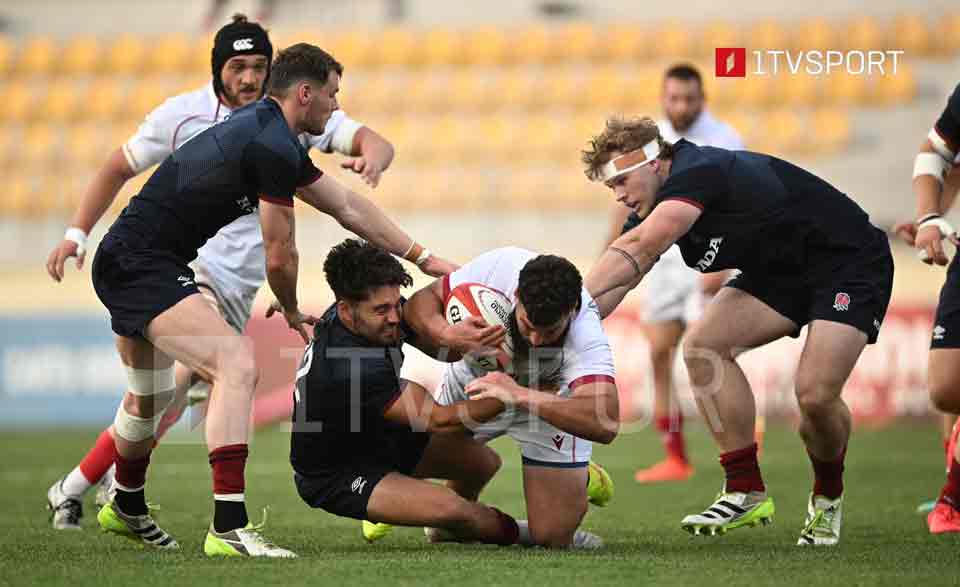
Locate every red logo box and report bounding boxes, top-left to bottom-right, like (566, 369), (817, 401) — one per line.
(716, 48), (746, 77)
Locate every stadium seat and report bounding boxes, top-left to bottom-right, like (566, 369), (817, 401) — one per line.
(40, 80), (81, 123)
(514, 25), (552, 65)
(105, 34), (147, 76)
(404, 72), (449, 114)
(699, 21), (740, 58)
(650, 22), (694, 60)
(842, 17), (884, 52)
(714, 111), (755, 147)
(747, 20), (789, 53)
(125, 80), (171, 120)
(447, 70), (494, 113)
(187, 34), (214, 75)
(83, 78), (127, 121)
(811, 108), (851, 153)
(521, 114), (569, 163)
(373, 27), (421, 68)
(65, 124), (110, 170)
(824, 72), (868, 105)
(598, 24), (646, 63)
(779, 74), (820, 107)
(475, 115), (515, 162)
(584, 68), (631, 111)
(792, 18), (837, 52)
(16, 36), (58, 77)
(620, 68), (667, 112)
(554, 23), (600, 63)
(23, 125), (59, 169)
(463, 26), (509, 67)
(0, 82), (37, 124)
(496, 70), (539, 112)
(149, 33), (192, 75)
(0, 36), (13, 76)
(2, 176), (35, 218)
(758, 110), (803, 155)
(0, 126), (18, 171)
(61, 36), (102, 77)
(421, 27), (461, 68)
(531, 70), (583, 111)
(328, 30), (375, 69)
(890, 15), (932, 56)
(934, 13), (960, 55)
(873, 65), (916, 106)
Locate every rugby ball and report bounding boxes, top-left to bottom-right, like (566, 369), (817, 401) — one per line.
(444, 282), (514, 371)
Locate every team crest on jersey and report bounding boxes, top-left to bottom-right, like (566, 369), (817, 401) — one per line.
(351, 476), (367, 494)
(934, 325), (946, 340)
(552, 434), (565, 450)
(833, 292), (851, 312)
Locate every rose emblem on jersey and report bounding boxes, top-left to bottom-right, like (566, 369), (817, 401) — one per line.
(833, 292), (851, 312)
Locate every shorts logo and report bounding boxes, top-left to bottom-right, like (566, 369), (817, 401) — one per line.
(716, 48), (747, 77)
(236, 195), (256, 214)
(351, 476), (367, 494)
(934, 325), (946, 340)
(233, 38), (254, 51)
(177, 275), (194, 287)
(552, 434), (565, 450)
(833, 292), (851, 312)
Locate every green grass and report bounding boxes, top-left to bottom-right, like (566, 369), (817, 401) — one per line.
(1, 422), (958, 586)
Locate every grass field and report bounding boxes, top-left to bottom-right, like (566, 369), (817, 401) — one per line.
(1, 422), (957, 586)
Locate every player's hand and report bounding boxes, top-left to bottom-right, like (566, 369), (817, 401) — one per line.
(266, 300), (318, 343)
(893, 220), (917, 246)
(341, 157), (384, 188)
(916, 224), (957, 266)
(442, 316), (506, 354)
(46, 239), (84, 282)
(418, 254), (459, 277)
(466, 372), (525, 407)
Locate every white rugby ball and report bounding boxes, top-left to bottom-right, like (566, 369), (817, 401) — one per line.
(445, 282), (514, 371)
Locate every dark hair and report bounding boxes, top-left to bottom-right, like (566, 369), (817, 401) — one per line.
(517, 255), (582, 327)
(324, 239), (412, 302)
(268, 43), (344, 96)
(664, 63), (703, 89)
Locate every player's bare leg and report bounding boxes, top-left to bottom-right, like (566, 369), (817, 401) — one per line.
(145, 293), (293, 557)
(635, 319), (692, 483)
(366, 473), (518, 545)
(793, 320), (866, 546)
(927, 349), (960, 533)
(680, 288), (796, 536)
(520, 465), (591, 548)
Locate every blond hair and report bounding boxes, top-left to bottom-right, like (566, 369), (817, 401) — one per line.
(581, 116), (674, 181)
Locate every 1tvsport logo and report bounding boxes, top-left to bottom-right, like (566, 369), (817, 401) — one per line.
(715, 47), (904, 77)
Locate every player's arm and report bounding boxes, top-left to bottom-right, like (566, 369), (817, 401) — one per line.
(914, 84), (960, 265)
(585, 200), (701, 309)
(339, 126), (395, 188)
(383, 379), (504, 433)
(260, 200), (317, 343)
(296, 174), (455, 277)
(46, 148), (137, 281)
(404, 278), (505, 357)
(466, 372), (619, 444)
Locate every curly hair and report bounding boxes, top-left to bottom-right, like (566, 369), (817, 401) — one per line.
(268, 43), (343, 96)
(324, 239), (412, 302)
(517, 255), (582, 327)
(581, 116), (674, 181)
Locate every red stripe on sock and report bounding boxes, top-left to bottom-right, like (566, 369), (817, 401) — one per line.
(809, 446), (846, 500)
(209, 444), (249, 496)
(719, 443), (765, 493)
(114, 448), (151, 489)
(78, 429), (117, 484)
(940, 458), (960, 509)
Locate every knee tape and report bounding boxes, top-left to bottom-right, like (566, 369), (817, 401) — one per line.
(113, 403), (159, 443)
(125, 366), (176, 397)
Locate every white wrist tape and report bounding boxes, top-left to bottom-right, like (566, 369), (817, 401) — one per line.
(64, 227), (87, 256)
(928, 129), (957, 162)
(914, 152), (950, 185)
(416, 248), (432, 267)
(919, 217), (957, 239)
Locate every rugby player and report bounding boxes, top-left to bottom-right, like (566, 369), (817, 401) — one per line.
(583, 116), (894, 546)
(55, 43), (454, 557)
(404, 247), (618, 548)
(602, 64), (741, 484)
(904, 82), (960, 533)
(45, 15), (396, 534)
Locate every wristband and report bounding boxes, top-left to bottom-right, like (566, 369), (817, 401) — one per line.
(64, 227), (87, 256)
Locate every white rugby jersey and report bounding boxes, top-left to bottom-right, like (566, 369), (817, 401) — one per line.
(122, 83), (363, 307)
(441, 247), (616, 394)
(657, 109), (744, 150)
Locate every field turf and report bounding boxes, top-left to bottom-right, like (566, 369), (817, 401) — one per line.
(0, 422), (957, 586)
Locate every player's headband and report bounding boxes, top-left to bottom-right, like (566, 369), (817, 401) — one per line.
(597, 139), (661, 183)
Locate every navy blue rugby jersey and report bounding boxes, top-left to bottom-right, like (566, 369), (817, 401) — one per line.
(107, 97), (322, 261)
(623, 139), (880, 279)
(934, 82), (960, 153)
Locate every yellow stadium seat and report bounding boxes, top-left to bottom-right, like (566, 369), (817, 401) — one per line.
(447, 70), (494, 113)
(149, 33), (192, 75)
(40, 80), (81, 123)
(767, 110), (805, 154)
(187, 35), (214, 75)
(522, 114), (568, 163)
(584, 68), (630, 111)
(552, 166), (601, 209)
(83, 78), (127, 121)
(650, 21), (694, 60)
(843, 17), (884, 52)
(811, 109), (850, 153)
(0, 126), (18, 171)
(2, 175), (36, 217)
(421, 27), (461, 68)
(389, 118), (430, 162)
(328, 30), (375, 69)
(474, 115), (515, 162)
(934, 14), (960, 56)
(619, 68), (662, 113)
(746, 20), (789, 53)
(61, 36), (101, 76)
(699, 21), (740, 58)
(714, 111), (755, 147)
(0, 37), (13, 76)
(65, 124), (110, 170)
(463, 26), (509, 67)
(598, 24), (646, 63)
(23, 125), (59, 168)
(403, 73), (447, 114)
(729, 76), (772, 109)
(874, 65), (916, 105)
(554, 23), (599, 63)
(793, 19), (837, 52)
(778, 74), (820, 107)
(531, 70), (583, 111)
(105, 34), (147, 76)
(824, 72), (868, 105)
(373, 27), (421, 68)
(427, 116), (472, 162)
(411, 168), (454, 210)
(1, 82), (37, 124)
(891, 15), (932, 57)
(513, 25), (552, 65)
(126, 80), (170, 120)
(17, 36), (58, 77)
(496, 71), (539, 112)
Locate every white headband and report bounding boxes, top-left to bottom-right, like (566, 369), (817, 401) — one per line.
(597, 139), (661, 183)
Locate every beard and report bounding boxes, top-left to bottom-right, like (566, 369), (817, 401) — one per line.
(668, 109), (701, 133)
(507, 310), (571, 387)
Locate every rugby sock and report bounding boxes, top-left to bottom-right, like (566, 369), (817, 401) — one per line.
(809, 445), (846, 500)
(656, 415), (688, 463)
(719, 443), (765, 494)
(210, 443), (249, 532)
(69, 429), (117, 495)
(938, 457), (960, 509)
(113, 450), (151, 516)
(489, 507), (519, 546)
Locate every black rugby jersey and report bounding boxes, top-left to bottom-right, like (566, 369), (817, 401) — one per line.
(106, 98), (322, 261)
(934, 83), (960, 153)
